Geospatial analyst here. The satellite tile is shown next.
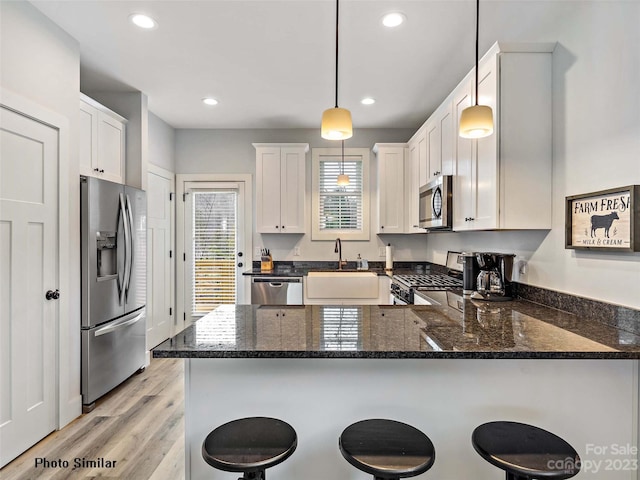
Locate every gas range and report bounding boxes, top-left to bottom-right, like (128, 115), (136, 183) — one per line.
(393, 274), (463, 291)
(390, 252), (464, 305)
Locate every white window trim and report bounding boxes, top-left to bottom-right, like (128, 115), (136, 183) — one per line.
(312, 147), (370, 241)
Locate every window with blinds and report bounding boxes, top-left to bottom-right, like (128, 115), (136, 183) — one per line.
(312, 147), (370, 240)
(192, 191), (237, 314)
(320, 306), (362, 351)
(318, 160), (363, 230)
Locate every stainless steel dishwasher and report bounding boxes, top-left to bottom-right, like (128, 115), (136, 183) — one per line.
(251, 277), (303, 305)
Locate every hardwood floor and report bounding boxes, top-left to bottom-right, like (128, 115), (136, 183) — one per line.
(0, 358), (184, 480)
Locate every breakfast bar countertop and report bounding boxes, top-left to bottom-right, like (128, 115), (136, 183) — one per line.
(152, 299), (640, 360)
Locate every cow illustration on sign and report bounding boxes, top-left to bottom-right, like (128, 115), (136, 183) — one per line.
(590, 211), (619, 238)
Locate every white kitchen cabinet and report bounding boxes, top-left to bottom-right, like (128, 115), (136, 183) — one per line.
(426, 99), (455, 180)
(374, 143), (406, 234)
(453, 43), (554, 231)
(405, 135), (423, 234)
(79, 93), (126, 184)
(254, 143), (308, 234)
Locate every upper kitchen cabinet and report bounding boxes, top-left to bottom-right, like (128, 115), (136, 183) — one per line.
(374, 144), (406, 234)
(406, 130), (427, 234)
(427, 97), (455, 179)
(79, 93), (127, 184)
(254, 143), (308, 234)
(453, 43), (554, 231)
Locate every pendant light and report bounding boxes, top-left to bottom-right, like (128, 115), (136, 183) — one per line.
(321, 0), (353, 140)
(459, 0), (494, 139)
(337, 140), (350, 186)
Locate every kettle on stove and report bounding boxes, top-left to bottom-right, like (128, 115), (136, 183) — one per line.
(473, 253), (516, 301)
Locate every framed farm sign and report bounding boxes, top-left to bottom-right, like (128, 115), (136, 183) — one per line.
(565, 185), (640, 251)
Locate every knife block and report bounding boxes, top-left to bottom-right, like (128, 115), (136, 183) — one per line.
(260, 255), (273, 272)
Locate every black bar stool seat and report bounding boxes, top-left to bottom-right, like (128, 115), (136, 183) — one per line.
(339, 419), (435, 480)
(202, 417), (297, 479)
(472, 421), (580, 480)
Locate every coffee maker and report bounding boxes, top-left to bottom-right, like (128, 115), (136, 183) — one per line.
(473, 253), (516, 301)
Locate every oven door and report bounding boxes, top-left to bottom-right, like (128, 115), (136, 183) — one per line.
(419, 175), (453, 230)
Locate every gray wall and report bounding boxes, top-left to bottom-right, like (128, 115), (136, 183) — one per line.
(148, 112), (176, 172)
(175, 128), (434, 263)
(175, 2), (640, 309)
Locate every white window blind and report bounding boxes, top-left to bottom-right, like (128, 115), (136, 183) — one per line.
(318, 160), (363, 230)
(192, 191), (237, 314)
(320, 307), (362, 351)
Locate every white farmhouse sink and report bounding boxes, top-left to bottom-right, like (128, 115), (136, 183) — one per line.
(306, 271), (378, 299)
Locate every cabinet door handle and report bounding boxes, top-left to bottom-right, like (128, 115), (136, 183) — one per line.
(281, 225), (285, 229)
(275, 225), (279, 229)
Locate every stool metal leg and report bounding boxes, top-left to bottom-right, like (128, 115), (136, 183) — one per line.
(506, 472), (528, 480)
(240, 471), (265, 480)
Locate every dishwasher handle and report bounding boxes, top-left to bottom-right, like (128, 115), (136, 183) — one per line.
(251, 277), (302, 284)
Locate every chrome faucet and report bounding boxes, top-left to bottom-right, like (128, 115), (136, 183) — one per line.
(334, 238), (347, 270)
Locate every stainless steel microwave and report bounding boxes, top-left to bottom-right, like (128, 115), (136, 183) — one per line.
(419, 175), (453, 230)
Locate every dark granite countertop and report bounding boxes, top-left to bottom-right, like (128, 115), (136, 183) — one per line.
(152, 298), (640, 359)
(242, 261), (440, 277)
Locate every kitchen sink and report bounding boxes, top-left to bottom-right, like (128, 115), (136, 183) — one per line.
(306, 271), (378, 299)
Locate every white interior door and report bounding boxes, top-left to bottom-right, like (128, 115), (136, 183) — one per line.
(0, 106), (58, 467)
(146, 167), (174, 349)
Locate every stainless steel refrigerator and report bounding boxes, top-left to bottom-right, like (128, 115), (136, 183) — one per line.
(80, 175), (146, 411)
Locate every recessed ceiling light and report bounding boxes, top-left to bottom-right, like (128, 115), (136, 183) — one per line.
(382, 12), (406, 28)
(202, 98), (218, 106)
(361, 98), (376, 105)
(129, 13), (157, 30)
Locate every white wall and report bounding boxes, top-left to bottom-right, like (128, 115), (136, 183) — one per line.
(176, 128), (433, 262)
(0, 1), (81, 425)
(424, 2), (640, 309)
(148, 112), (176, 172)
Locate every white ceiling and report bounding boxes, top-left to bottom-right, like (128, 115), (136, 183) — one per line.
(31, 0), (577, 130)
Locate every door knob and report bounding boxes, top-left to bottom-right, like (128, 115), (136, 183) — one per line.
(237, 262), (243, 268)
(238, 251), (243, 257)
(45, 289), (60, 300)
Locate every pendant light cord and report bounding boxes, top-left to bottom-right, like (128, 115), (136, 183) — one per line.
(335, 0), (340, 108)
(474, 0), (479, 106)
(341, 140), (345, 175)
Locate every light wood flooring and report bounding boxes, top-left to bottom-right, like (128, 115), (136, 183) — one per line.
(0, 358), (184, 480)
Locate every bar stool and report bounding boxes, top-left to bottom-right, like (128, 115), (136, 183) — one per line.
(202, 417), (297, 479)
(472, 421), (580, 480)
(339, 419), (435, 479)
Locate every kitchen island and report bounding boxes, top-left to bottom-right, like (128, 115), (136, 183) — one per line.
(153, 300), (640, 479)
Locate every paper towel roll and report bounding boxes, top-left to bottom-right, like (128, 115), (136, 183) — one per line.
(385, 244), (393, 270)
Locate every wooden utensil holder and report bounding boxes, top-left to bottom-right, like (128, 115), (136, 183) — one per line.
(260, 256), (273, 272)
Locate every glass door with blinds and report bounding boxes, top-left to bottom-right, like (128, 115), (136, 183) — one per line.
(184, 182), (245, 320)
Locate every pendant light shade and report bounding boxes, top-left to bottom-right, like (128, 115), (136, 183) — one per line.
(321, 0), (353, 140)
(322, 107), (353, 140)
(459, 105), (493, 138)
(459, 0), (494, 139)
(337, 173), (350, 186)
(337, 140), (350, 186)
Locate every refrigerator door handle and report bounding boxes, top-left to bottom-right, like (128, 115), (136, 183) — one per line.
(124, 194), (135, 299)
(94, 311), (144, 337)
(118, 193), (128, 306)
